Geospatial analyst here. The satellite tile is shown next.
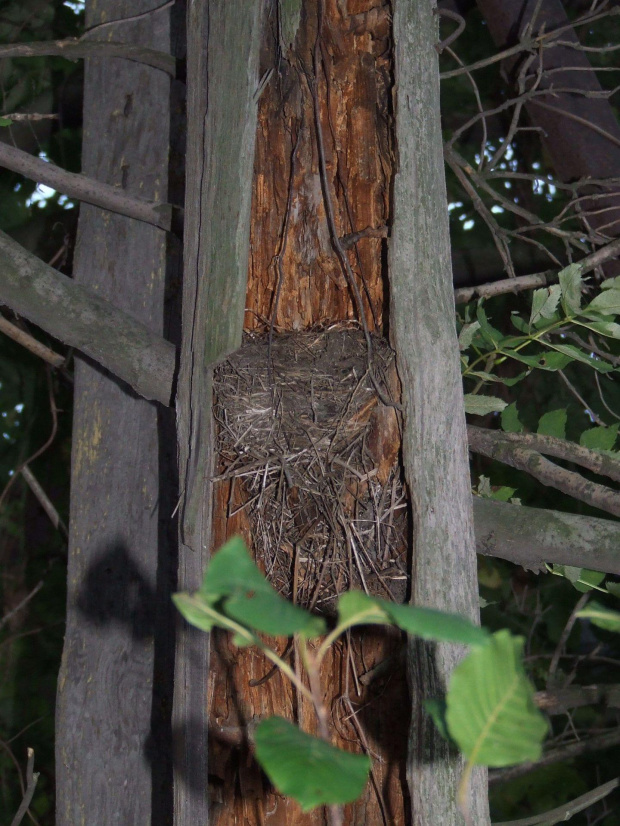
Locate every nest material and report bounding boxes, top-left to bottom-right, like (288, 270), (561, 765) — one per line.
(213, 327), (409, 611)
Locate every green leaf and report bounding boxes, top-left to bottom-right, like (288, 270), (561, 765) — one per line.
(0, 117), (13, 127)
(558, 263), (582, 315)
(551, 565), (606, 592)
(579, 423), (619, 451)
(529, 285), (561, 327)
(446, 630), (547, 767)
(464, 394), (508, 415)
(576, 318), (620, 340)
(499, 348), (572, 371)
(476, 305), (504, 348)
(336, 591), (489, 646)
(459, 321), (481, 351)
(501, 402), (524, 433)
(172, 592), (225, 634)
(465, 370), (529, 387)
(585, 289), (620, 315)
(489, 486), (518, 502)
(552, 564), (582, 583)
(254, 717), (371, 811)
(196, 536), (326, 638)
(601, 276), (620, 290)
(576, 601), (620, 632)
(537, 409), (567, 439)
(424, 698), (451, 741)
(572, 569), (606, 593)
(606, 582), (620, 598)
(542, 342), (614, 373)
(510, 313), (529, 334)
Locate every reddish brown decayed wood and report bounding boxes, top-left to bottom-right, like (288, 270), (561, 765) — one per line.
(209, 2), (406, 823)
(245, 0), (392, 334)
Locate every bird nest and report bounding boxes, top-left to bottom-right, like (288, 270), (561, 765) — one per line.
(213, 326), (409, 612)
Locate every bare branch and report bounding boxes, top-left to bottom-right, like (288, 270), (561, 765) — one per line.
(0, 583), (43, 632)
(469, 426), (620, 484)
(0, 230), (176, 406)
(468, 426), (620, 518)
(0, 142), (176, 231)
(491, 778), (619, 826)
(535, 684), (620, 714)
(21, 465), (68, 538)
(489, 729), (620, 785)
(9, 748), (39, 826)
(0, 315), (65, 367)
(0, 39), (176, 75)
(454, 236), (620, 304)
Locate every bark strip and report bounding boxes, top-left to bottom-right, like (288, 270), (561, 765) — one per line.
(389, 1), (490, 822)
(173, 1), (264, 824)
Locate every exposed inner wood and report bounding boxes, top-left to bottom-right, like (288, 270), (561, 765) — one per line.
(209, 2), (407, 823)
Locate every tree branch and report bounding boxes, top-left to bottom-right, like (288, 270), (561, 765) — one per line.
(0, 315), (65, 367)
(535, 684), (620, 715)
(489, 728), (620, 785)
(0, 141), (176, 230)
(9, 748), (39, 826)
(0, 230), (176, 405)
(468, 426), (620, 518)
(454, 236), (620, 304)
(473, 497), (620, 575)
(468, 425), (620, 484)
(0, 39), (176, 75)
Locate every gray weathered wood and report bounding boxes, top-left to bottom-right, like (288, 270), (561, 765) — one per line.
(0, 141), (174, 229)
(173, 1), (263, 823)
(55, 2), (178, 824)
(388, 1), (490, 823)
(474, 497), (620, 576)
(0, 229), (176, 405)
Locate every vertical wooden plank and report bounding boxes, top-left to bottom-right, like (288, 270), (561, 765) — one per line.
(174, 1), (264, 823)
(388, 1), (490, 823)
(55, 2), (178, 825)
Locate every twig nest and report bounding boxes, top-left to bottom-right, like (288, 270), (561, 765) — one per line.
(213, 326), (409, 611)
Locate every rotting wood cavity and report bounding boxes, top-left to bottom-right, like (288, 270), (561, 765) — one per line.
(213, 325), (409, 610)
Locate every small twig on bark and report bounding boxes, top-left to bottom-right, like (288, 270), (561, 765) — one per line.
(339, 226), (388, 250)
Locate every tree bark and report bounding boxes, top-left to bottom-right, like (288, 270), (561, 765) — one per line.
(389, 1), (490, 823)
(54, 2), (180, 825)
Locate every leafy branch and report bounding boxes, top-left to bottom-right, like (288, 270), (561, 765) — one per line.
(173, 537), (547, 820)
